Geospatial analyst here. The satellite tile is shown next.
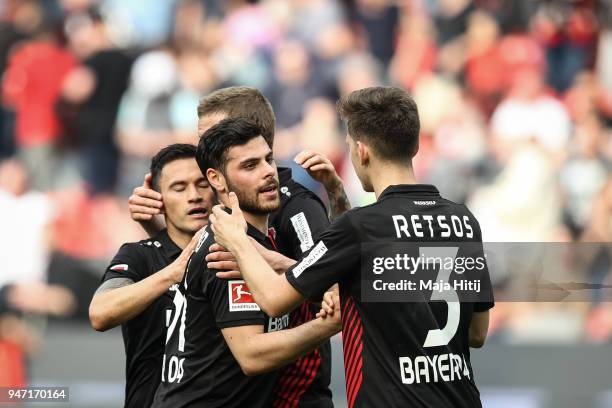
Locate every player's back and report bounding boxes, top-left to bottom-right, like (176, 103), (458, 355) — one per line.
(344, 185), (493, 407)
(287, 184), (493, 408)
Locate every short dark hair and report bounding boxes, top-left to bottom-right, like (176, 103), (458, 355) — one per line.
(197, 86), (275, 147)
(196, 118), (264, 176)
(149, 144), (197, 191)
(337, 86), (420, 162)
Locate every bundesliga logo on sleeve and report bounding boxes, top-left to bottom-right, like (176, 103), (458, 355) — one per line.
(228, 280), (260, 312)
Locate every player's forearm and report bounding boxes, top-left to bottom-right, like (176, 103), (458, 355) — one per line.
(267, 252), (296, 274)
(232, 236), (299, 316)
(468, 311), (489, 348)
(241, 317), (340, 376)
(326, 184), (351, 220)
(89, 269), (175, 331)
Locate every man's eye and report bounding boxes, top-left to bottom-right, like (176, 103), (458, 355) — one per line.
(266, 157), (274, 164)
(244, 162), (256, 170)
(172, 186), (185, 192)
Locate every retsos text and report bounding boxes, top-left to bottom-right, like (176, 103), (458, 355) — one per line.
(392, 215), (474, 239)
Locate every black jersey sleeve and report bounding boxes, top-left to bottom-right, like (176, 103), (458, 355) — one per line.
(286, 212), (360, 300)
(207, 276), (267, 329)
(277, 194), (330, 257)
(470, 217), (494, 312)
(102, 244), (146, 283)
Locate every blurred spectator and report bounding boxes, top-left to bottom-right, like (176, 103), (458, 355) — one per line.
(464, 10), (504, 115)
(560, 115), (611, 237)
(115, 50), (189, 195)
(0, 0), (32, 159)
(101, 0), (178, 48)
(564, 70), (601, 122)
(490, 63), (571, 159)
(336, 52), (382, 97)
(1, 17), (76, 191)
(475, 0), (534, 33)
(433, 0), (475, 76)
(595, 20), (612, 124)
(0, 158), (76, 315)
(532, 1), (598, 93)
(266, 40), (326, 128)
(348, 0), (400, 68)
(0, 159), (54, 286)
(389, 13), (437, 90)
(49, 187), (142, 319)
(0, 158), (75, 387)
(223, 0), (281, 49)
(61, 8), (132, 195)
(432, 0), (475, 45)
(288, 0), (345, 50)
(468, 145), (565, 242)
(171, 0), (207, 52)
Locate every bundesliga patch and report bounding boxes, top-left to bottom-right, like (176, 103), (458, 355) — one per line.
(110, 264), (128, 272)
(228, 280), (260, 312)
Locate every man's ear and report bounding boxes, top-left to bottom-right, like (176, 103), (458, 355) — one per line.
(357, 141), (370, 166)
(206, 168), (227, 193)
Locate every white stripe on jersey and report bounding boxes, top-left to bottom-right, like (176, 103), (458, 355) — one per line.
(290, 212), (315, 253)
(293, 241), (328, 278)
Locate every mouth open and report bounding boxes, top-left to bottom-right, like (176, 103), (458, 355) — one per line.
(187, 207), (208, 218)
(259, 183), (278, 196)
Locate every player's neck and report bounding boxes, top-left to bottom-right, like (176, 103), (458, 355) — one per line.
(243, 212), (269, 236)
(166, 223), (192, 250)
(371, 161), (417, 199)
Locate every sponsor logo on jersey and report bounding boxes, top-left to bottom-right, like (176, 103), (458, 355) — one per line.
(268, 314), (290, 332)
(280, 186), (291, 197)
(399, 353), (471, 384)
(290, 212), (314, 252)
(293, 241), (328, 278)
(110, 264), (128, 271)
(413, 200), (436, 205)
(228, 280), (260, 312)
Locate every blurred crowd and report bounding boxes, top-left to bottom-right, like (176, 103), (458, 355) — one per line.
(0, 0), (611, 378)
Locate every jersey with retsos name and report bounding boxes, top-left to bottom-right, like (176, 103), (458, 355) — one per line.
(286, 184), (494, 408)
(151, 224), (280, 408)
(268, 166), (333, 408)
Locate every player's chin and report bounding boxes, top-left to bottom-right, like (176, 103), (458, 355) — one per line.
(185, 217), (209, 231)
(257, 197), (280, 213)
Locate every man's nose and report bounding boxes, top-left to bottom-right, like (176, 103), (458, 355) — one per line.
(187, 185), (203, 202)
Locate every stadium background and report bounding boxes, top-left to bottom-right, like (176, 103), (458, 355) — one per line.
(0, 0), (611, 407)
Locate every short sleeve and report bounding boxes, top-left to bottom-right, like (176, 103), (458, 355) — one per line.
(102, 244), (147, 283)
(469, 217), (494, 312)
(275, 194), (329, 258)
(286, 212), (360, 300)
(207, 277), (266, 329)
